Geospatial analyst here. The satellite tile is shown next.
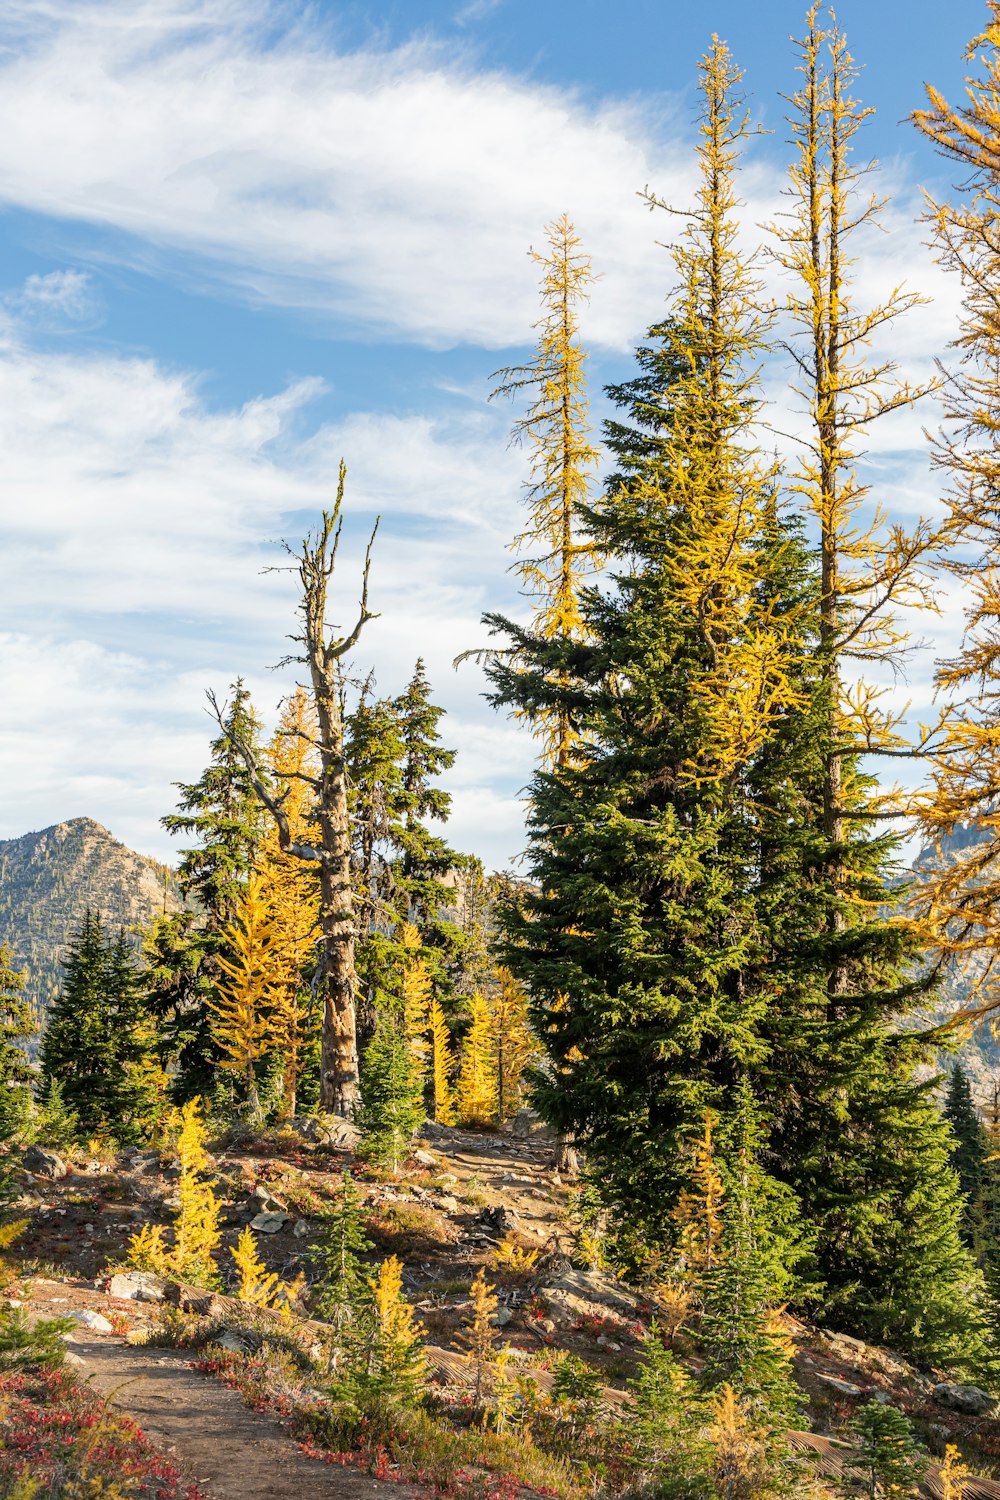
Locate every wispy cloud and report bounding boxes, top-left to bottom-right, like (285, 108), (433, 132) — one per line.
(455, 0), (506, 24)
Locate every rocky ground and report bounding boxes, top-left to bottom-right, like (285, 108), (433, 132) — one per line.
(11, 1115), (1000, 1499)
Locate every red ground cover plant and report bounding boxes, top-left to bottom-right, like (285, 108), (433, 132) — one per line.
(0, 1366), (206, 1498)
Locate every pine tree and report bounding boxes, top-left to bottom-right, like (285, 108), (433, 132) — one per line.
(944, 1063), (989, 1248)
(455, 991), (496, 1127)
(843, 1402), (927, 1500)
(314, 1169), (373, 1331)
(40, 912), (161, 1143)
(670, 1115), (726, 1303)
(489, 214), (600, 771)
(0, 947), (35, 1144)
(484, 37), (797, 1238)
(209, 872), (280, 1123)
(154, 680), (267, 1100)
(358, 1010), (424, 1173)
(698, 1086), (802, 1427)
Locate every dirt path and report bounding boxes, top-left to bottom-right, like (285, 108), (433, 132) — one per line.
(29, 1279), (422, 1500)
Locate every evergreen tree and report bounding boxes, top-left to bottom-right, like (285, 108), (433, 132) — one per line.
(358, 1010), (424, 1173)
(0, 947), (35, 1144)
(842, 1403), (927, 1500)
(153, 680), (267, 1100)
(314, 1170), (373, 1332)
(944, 1063), (988, 1247)
(485, 38), (797, 1237)
(39, 912), (161, 1143)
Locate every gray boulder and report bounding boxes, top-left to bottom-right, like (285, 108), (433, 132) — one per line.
(70, 1309), (114, 1334)
(23, 1146), (68, 1180)
(288, 1116), (360, 1151)
(250, 1211), (289, 1234)
(108, 1271), (165, 1303)
(247, 1185), (287, 1215)
(816, 1373), (863, 1399)
(932, 1382), (996, 1416)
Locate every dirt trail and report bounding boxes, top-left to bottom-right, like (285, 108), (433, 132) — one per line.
(30, 1281), (421, 1500)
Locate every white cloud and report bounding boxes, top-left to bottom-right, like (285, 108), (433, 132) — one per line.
(0, 0), (699, 350)
(0, 329), (535, 867)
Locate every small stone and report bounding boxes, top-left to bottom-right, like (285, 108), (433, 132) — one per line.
(511, 1108), (555, 1142)
(63, 1352), (86, 1369)
(413, 1150), (437, 1168)
(250, 1211), (289, 1234)
(540, 1318), (556, 1334)
(108, 1271), (165, 1303)
(490, 1306), (514, 1328)
(932, 1382), (995, 1416)
(292, 1219), (311, 1239)
(23, 1146), (68, 1180)
(437, 1173), (459, 1187)
(70, 1310), (114, 1334)
(816, 1374), (863, 1398)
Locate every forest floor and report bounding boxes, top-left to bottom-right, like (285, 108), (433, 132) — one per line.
(10, 1118), (1000, 1499)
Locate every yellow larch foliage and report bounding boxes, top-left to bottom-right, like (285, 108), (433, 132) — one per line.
(429, 996), (456, 1126)
(640, 40), (803, 781)
(128, 1097), (221, 1288)
(210, 872), (279, 1122)
(172, 1096), (222, 1288)
(455, 991), (497, 1127)
(671, 1114), (725, 1299)
(770, 6), (940, 888)
(468, 1266), (498, 1402)
(489, 967), (539, 1125)
(492, 215), (600, 770)
(488, 1236), (539, 1274)
(262, 687), (321, 1117)
(941, 1443), (970, 1500)
(230, 1225), (302, 1315)
(368, 1254), (427, 1396)
(400, 922), (432, 1081)
(709, 1384), (770, 1499)
(911, 11), (1000, 1021)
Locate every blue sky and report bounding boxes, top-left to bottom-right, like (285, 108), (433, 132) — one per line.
(0, 0), (984, 868)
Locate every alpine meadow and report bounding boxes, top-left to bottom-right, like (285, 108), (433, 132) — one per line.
(12, 3), (1000, 1499)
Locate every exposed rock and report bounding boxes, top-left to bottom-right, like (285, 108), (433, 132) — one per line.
(216, 1326), (264, 1356)
(23, 1146), (67, 1180)
(436, 1173), (459, 1187)
(108, 1271), (165, 1303)
(418, 1120), (453, 1142)
(550, 1268), (639, 1318)
(70, 1309), (113, 1333)
(248, 1186), (287, 1215)
(413, 1150), (437, 1168)
(490, 1306), (514, 1328)
(932, 1382), (996, 1416)
(250, 1211), (289, 1234)
(476, 1205), (518, 1237)
(511, 1108), (555, 1142)
(63, 1352), (86, 1369)
(288, 1115), (361, 1151)
(292, 1219), (312, 1239)
(816, 1374), (863, 1399)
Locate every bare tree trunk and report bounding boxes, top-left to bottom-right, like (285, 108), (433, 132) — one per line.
(209, 462), (378, 1120)
(553, 1130), (579, 1178)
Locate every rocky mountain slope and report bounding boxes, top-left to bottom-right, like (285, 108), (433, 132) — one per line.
(0, 817), (180, 1026)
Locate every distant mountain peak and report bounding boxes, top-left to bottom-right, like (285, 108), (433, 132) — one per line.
(0, 819), (180, 1026)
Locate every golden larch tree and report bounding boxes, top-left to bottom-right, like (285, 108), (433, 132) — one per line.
(491, 215), (600, 770)
(210, 871), (280, 1123)
(399, 922), (432, 1083)
(770, 4), (939, 926)
(262, 686), (321, 1117)
(429, 996), (456, 1125)
(912, 7), (1000, 1017)
(455, 991), (497, 1127)
(489, 967), (538, 1125)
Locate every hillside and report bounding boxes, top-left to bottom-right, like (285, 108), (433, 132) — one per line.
(0, 818), (180, 1025)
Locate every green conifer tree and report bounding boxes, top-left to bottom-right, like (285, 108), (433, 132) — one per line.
(842, 1402), (927, 1500)
(944, 1063), (989, 1249)
(153, 680), (267, 1100)
(314, 1169), (373, 1332)
(0, 946), (35, 1144)
(358, 1010), (424, 1174)
(39, 912), (161, 1143)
